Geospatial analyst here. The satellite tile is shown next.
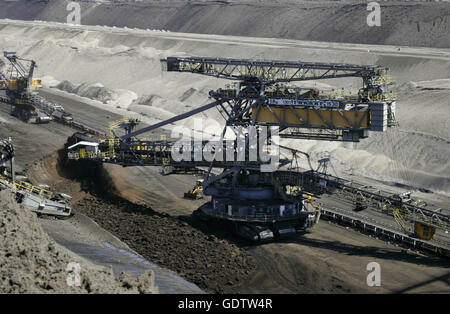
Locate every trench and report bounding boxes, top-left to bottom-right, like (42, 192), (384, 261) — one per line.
(53, 135), (258, 293)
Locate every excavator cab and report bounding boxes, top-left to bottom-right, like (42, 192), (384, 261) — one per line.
(184, 178), (204, 200)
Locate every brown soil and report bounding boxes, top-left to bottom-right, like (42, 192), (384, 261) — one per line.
(74, 195), (257, 293)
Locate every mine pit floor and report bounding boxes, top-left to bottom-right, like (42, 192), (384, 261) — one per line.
(2, 89), (448, 293)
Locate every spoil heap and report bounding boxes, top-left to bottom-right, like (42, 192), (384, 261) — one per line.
(0, 190), (158, 294)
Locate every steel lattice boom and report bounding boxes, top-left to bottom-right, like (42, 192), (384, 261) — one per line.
(163, 56), (391, 85)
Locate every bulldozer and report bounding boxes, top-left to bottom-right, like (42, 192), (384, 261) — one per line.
(184, 179), (204, 200)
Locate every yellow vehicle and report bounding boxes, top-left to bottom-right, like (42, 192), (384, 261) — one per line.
(184, 179), (204, 200)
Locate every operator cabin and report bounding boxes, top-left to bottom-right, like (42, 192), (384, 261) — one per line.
(68, 141), (99, 158)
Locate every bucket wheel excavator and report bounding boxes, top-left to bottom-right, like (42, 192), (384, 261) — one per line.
(66, 56), (449, 243)
(0, 51), (50, 123)
(0, 52), (105, 136)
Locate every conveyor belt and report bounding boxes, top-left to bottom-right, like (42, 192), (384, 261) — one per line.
(320, 206), (450, 258)
(308, 171), (449, 230)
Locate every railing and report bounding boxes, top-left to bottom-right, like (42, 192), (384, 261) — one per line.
(310, 172), (449, 230)
(210, 88), (396, 102)
(203, 201), (320, 223)
(320, 206), (449, 257)
(202, 208), (312, 222)
(393, 207), (413, 234)
(0, 175), (53, 199)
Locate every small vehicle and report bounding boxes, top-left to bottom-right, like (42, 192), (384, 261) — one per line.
(184, 179), (204, 200)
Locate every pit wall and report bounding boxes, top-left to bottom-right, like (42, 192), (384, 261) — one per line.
(0, 0), (450, 48)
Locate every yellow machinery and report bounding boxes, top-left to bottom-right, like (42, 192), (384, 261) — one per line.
(414, 223), (436, 240)
(0, 51), (49, 123)
(252, 106), (370, 129)
(394, 207), (436, 240)
(184, 179), (204, 200)
(0, 78), (43, 90)
(106, 117), (139, 158)
(0, 137), (72, 217)
(390, 193), (440, 240)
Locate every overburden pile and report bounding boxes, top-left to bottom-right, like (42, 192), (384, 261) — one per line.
(0, 190), (158, 294)
(75, 195), (257, 293)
